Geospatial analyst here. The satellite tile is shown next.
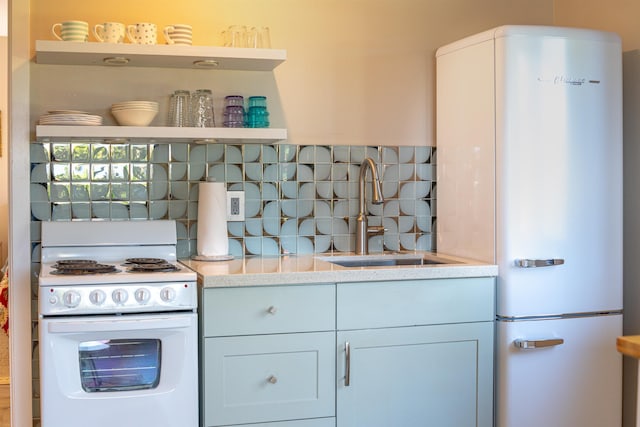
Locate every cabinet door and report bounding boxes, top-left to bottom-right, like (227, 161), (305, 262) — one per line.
(203, 331), (335, 426)
(337, 322), (493, 427)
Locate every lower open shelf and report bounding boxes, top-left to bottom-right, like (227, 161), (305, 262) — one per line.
(35, 125), (288, 144)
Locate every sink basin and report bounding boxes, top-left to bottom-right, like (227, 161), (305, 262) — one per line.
(317, 253), (457, 268)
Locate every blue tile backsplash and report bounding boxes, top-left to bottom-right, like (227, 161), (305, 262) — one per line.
(30, 142), (436, 259)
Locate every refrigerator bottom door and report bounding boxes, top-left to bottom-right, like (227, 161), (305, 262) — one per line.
(496, 314), (622, 427)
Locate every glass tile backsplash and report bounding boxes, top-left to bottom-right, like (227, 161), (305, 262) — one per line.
(30, 142), (436, 259)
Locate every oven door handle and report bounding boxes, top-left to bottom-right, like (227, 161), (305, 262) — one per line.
(46, 315), (193, 333)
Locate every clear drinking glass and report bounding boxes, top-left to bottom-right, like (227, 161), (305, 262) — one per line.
(167, 90), (191, 127)
(190, 89), (215, 127)
(222, 25), (247, 47)
(247, 26), (271, 48)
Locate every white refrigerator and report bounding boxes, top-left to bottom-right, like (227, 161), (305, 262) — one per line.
(436, 25), (623, 427)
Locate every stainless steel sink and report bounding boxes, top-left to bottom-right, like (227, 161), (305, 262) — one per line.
(317, 253), (457, 268)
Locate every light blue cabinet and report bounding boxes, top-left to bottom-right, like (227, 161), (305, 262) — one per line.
(336, 278), (495, 427)
(200, 284), (336, 427)
(200, 277), (495, 427)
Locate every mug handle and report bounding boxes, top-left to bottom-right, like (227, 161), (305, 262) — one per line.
(51, 23), (63, 41)
(93, 24), (105, 42)
(163, 26), (175, 45)
(126, 25), (138, 44)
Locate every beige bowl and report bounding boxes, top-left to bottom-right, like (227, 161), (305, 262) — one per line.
(112, 108), (158, 126)
(112, 101), (159, 110)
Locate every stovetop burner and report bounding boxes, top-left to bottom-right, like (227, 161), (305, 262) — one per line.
(55, 259), (97, 266)
(125, 257), (167, 265)
(51, 262), (119, 275)
(127, 262), (180, 273)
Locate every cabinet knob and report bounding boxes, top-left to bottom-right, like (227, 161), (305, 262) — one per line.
(267, 305), (278, 315)
(267, 375), (278, 384)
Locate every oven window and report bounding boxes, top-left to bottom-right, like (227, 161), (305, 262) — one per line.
(79, 339), (161, 392)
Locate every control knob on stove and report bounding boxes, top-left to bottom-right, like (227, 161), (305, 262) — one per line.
(89, 289), (106, 306)
(135, 288), (151, 304)
(112, 288), (129, 305)
(160, 287), (176, 302)
(62, 290), (81, 308)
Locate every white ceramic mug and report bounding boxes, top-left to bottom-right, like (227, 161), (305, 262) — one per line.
(93, 22), (126, 43)
(51, 20), (89, 42)
(163, 24), (192, 45)
(126, 23), (157, 45)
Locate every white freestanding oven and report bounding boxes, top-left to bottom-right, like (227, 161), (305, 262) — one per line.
(37, 220), (198, 427)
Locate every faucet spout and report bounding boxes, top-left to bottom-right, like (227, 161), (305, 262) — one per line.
(356, 157), (384, 255)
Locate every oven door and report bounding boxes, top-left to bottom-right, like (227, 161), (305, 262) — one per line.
(39, 312), (198, 427)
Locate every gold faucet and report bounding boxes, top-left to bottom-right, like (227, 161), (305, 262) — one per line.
(355, 157), (384, 254)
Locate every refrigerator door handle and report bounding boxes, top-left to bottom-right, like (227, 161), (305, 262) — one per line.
(514, 258), (565, 268)
(514, 338), (565, 349)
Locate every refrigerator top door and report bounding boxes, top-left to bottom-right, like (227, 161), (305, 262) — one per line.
(495, 31), (623, 317)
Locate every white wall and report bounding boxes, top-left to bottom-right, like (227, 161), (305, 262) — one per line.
(0, 0), (7, 265)
(29, 0), (555, 147)
(0, 0), (6, 36)
(10, 0), (36, 422)
(0, 0), (8, 385)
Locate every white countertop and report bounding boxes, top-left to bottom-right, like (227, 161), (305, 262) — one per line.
(180, 252), (498, 288)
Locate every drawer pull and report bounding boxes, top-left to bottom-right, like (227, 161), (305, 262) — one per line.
(267, 306), (278, 315)
(345, 341), (351, 387)
(267, 375), (278, 384)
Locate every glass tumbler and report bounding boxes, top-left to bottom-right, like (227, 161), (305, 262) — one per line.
(245, 96), (269, 128)
(224, 105), (245, 128)
(224, 95), (244, 107)
(167, 90), (191, 127)
(245, 106), (270, 128)
(191, 89), (215, 127)
(247, 27), (271, 48)
(248, 96), (267, 108)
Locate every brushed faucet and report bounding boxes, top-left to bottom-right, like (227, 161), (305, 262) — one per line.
(356, 157), (384, 254)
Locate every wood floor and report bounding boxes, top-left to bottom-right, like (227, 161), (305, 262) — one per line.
(0, 384), (9, 426)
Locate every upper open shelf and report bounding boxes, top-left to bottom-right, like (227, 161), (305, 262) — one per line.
(35, 40), (287, 71)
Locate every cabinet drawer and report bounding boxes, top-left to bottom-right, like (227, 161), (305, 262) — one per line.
(203, 332), (336, 426)
(337, 278), (495, 330)
(202, 284), (336, 337)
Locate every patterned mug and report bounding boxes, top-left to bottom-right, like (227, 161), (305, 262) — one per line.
(51, 20), (89, 42)
(163, 24), (193, 46)
(126, 23), (157, 45)
(93, 22), (126, 43)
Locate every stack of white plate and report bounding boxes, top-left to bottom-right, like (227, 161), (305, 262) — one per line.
(111, 101), (159, 126)
(39, 110), (103, 126)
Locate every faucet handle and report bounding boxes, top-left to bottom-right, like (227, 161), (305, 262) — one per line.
(367, 225), (386, 236)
